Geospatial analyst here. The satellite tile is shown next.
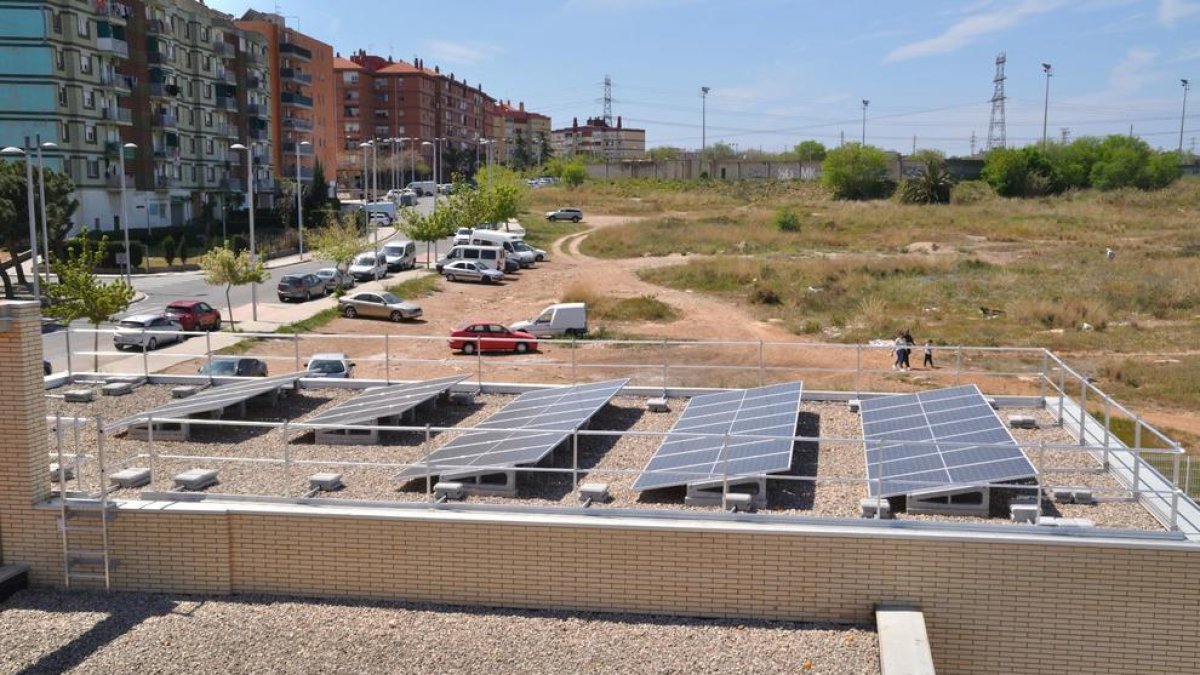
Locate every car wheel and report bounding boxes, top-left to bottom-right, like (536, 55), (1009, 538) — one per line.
(390, 310), (404, 322)
(462, 342), (476, 355)
(446, 273), (456, 282)
(343, 306), (357, 318)
(305, 290), (312, 302)
(147, 337), (157, 351)
(516, 342), (529, 354)
(572, 216), (581, 223)
(536, 255), (544, 262)
(547, 216), (556, 222)
(278, 296), (287, 303)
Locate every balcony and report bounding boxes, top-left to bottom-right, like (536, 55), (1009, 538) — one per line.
(155, 175), (175, 190)
(147, 50), (168, 66)
(278, 67), (312, 85)
(246, 103), (264, 116)
(215, 96), (237, 111)
(282, 117), (313, 131)
(105, 173), (134, 190)
(246, 74), (262, 89)
(154, 113), (177, 128)
(105, 1), (132, 23)
(279, 42), (312, 61)
(96, 37), (129, 58)
(149, 82), (180, 98)
(103, 140), (121, 156)
(249, 127), (269, 142)
(114, 75), (135, 94)
(214, 41), (234, 58)
(256, 178), (277, 192)
(218, 177), (242, 191)
(218, 68), (236, 84)
(213, 123), (237, 137)
(282, 141), (314, 155)
(153, 147), (181, 161)
(280, 92), (313, 109)
(284, 165), (314, 181)
(244, 50), (264, 66)
(115, 107), (133, 124)
(147, 19), (172, 36)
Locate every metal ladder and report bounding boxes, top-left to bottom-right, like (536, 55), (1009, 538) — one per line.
(55, 413), (114, 590)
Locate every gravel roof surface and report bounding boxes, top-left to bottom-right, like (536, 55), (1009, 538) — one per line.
(0, 589), (879, 675)
(43, 385), (1166, 530)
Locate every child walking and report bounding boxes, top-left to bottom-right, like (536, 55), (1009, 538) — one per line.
(923, 340), (935, 368)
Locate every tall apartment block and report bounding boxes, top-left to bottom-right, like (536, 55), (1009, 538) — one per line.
(332, 51), (498, 194)
(495, 100), (551, 164)
(235, 10), (334, 196)
(552, 116), (646, 160)
(0, 0), (274, 234)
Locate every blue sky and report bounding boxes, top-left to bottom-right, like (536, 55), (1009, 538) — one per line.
(209, 0), (1200, 156)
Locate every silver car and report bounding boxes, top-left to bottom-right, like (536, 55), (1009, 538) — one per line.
(315, 267), (355, 292)
(305, 352), (356, 379)
(113, 314), (184, 351)
(442, 260), (504, 284)
(338, 291), (423, 322)
(513, 240), (546, 262)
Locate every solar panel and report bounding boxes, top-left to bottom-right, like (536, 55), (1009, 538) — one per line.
(104, 373), (305, 433)
(394, 378), (629, 483)
(631, 382), (803, 492)
(859, 384), (1035, 497)
(299, 376), (468, 428)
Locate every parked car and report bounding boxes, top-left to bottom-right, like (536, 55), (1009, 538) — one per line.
(113, 314), (184, 351)
(198, 357), (269, 377)
(441, 260), (505, 284)
(43, 360), (52, 376)
(369, 211), (393, 226)
(406, 180), (436, 196)
(503, 255), (521, 274)
(511, 302), (588, 338)
(348, 252), (387, 281)
(381, 240), (416, 271)
(305, 352), (355, 379)
(436, 245), (506, 273)
(315, 267), (355, 292)
(164, 300), (222, 332)
(453, 227), (473, 245)
(398, 189), (419, 206)
(437, 183), (453, 195)
(277, 273), (328, 302)
(448, 322), (538, 355)
(546, 207), (583, 222)
(339, 291), (423, 322)
(513, 240), (546, 262)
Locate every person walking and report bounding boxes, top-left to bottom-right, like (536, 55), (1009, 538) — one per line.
(923, 340), (935, 369)
(893, 332), (905, 370)
(900, 331), (914, 371)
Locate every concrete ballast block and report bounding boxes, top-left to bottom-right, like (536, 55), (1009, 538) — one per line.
(172, 385), (200, 399)
(1008, 415), (1038, 429)
(49, 463), (75, 481)
(724, 493), (754, 512)
(64, 389), (94, 403)
(848, 399), (862, 413)
(174, 469), (218, 491)
(578, 482), (610, 504)
(448, 391), (475, 406)
(308, 473), (344, 492)
(111, 467), (152, 489)
(860, 497), (892, 519)
(101, 382), (132, 396)
(646, 397), (670, 413)
(434, 481), (465, 500)
(1010, 503), (1039, 523)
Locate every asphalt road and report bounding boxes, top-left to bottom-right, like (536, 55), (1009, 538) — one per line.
(42, 196), (454, 372)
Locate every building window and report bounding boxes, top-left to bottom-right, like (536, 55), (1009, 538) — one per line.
(80, 53), (92, 74)
(58, 87), (67, 106)
(87, 159), (99, 179)
(55, 49), (64, 70)
(201, 26), (210, 42)
(77, 15), (89, 38)
(61, 121), (70, 142)
(189, 137), (196, 153)
(204, 111), (212, 127)
(184, 22), (192, 39)
(186, 51), (193, 68)
(83, 89), (95, 109)
(191, 165), (197, 181)
(52, 12), (62, 33)
(84, 125), (96, 144)
(207, 167), (215, 181)
(342, 72), (359, 85)
(205, 138), (214, 155)
(202, 55), (211, 71)
(203, 83), (212, 98)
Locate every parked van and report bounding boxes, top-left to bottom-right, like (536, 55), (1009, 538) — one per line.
(406, 180), (437, 197)
(381, 240), (416, 271)
(511, 303), (588, 338)
(469, 229), (519, 257)
(436, 245), (506, 273)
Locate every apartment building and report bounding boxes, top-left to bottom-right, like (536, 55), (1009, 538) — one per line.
(235, 10), (334, 195)
(333, 51), (495, 193)
(552, 116), (646, 160)
(495, 100), (551, 165)
(0, 0), (273, 234)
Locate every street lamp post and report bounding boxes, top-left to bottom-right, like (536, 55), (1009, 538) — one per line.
(701, 86), (710, 160)
(480, 139), (493, 190)
(295, 140), (311, 259)
(399, 137), (411, 192)
(359, 141), (378, 254)
(1041, 63), (1053, 150)
(0, 143), (39, 299)
(118, 142), (138, 284)
(230, 143), (258, 321)
(861, 100), (870, 145)
(421, 139), (442, 213)
(1180, 79), (1191, 155)
(35, 135), (57, 284)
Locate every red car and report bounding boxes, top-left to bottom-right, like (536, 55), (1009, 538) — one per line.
(448, 322), (538, 355)
(164, 300), (222, 332)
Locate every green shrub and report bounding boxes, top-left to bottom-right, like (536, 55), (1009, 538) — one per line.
(748, 283), (782, 305)
(161, 234), (176, 266)
(774, 208), (801, 232)
(177, 236), (189, 264)
(950, 180), (994, 205)
(821, 143), (892, 200)
(230, 234), (249, 254)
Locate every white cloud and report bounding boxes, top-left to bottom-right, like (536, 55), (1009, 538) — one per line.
(1109, 47), (1160, 94)
(424, 40), (499, 66)
(1159, 0), (1200, 26)
(884, 0), (1065, 63)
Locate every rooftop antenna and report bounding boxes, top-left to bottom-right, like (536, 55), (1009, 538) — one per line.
(987, 52), (1007, 151)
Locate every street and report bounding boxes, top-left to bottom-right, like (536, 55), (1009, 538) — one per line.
(42, 196), (454, 372)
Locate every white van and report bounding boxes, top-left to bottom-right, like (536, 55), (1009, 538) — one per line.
(511, 303), (588, 338)
(436, 244), (505, 273)
(469, 230), (520, 258)
(381, 240), (416, 271)
(406, 180), (437, 197)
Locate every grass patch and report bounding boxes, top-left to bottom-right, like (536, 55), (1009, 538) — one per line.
(1097, 356), (1200, 411)
(519, 215), (586, 249)
(386, 273), (441, 299)
(275, 307), (340, 335)
(562, 281), (679, 322)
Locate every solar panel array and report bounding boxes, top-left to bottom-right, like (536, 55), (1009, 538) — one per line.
(394, 378), (629, 483)
(299, 376), (468, 428)
(104, 373), (305, 433)
(859, 385), (1035, 498)
(631, 382), (803, 492)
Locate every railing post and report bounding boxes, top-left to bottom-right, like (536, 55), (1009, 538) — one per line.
(1078, 378), (1088, 446)
(570, 334), (577, 385)
(1102, 396), (1111, 468)
(475, 338), (483, 390)
(954, 346), (963, 386)
(719, 433), (729, 511)
(205, 329), (213, 383)
(1039, 350), (1049, 401)
(1056, 360), (1066, 425)
(758, 340), (764, 387)
(661, 338), (668, 393)
(855, 343), (862, 396)
(141, 328), (149, 377)
(572, 429), (579, 492)
(293, 333), (301, 372)
(148, 414), (155, 489)
(1132, 418), (1142, 497)
(384, 334), (391, 384)
(282, 419), (291, 488)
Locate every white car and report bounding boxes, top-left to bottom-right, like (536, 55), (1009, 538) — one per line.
(453, 227), (473, 245)
(348, 252), (387, 282)
(442, 260), (505, 284)
(368, 211), (393, 226)
(113, 314), (184, 351)
(305, 352), (356, 379)
(513, 240), (546, 263)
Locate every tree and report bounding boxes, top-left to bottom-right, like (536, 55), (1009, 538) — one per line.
(275, 178), (297, 230)
(512, 130), (533, 170)
(897, 150), (955, 204)
(981, 146), (1053, 197)
(403, 205), (457, 267)
(561, 161), (587, 188)
(42, 231), (135, 372)
(700, 142), (736, 161)
(198, 241), (268, 329)
(647, 146), (683, 161)
(537, 131), (554, 163)
(307, 217), (363, 276)
(489, 183), (522, 223)
(0, 159), (79, 297)
(442, 146), (473, 179)
(793, 140), (827, 161)
(821, 143), (891, 200)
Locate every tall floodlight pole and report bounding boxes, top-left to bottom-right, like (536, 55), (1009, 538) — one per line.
(296, 140), (311, 259)
(118, 142), (138, 284)
(701, 86), (710, 159)
(399, 137), (411, 191)
(1180, 79), (1191, 155)
(861, 100), (869, 145)
(230, 143), (258, 321)
(0, 145), (39, 299)
(35, 135), (57, 283)
(359, 141), (378, 254)
(422, 139), (442, 213)
(1041, 63), (1053, 150)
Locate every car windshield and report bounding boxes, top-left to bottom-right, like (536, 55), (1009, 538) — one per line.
(165, 304), (189, 313)
(379, 292), (400, 304)
(308, 360), (345, 374)
(316, 269), (334, 278)
(514, 242), (530, 251)
(203, 360), (238, 375)
(354, 255), (375, 265)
